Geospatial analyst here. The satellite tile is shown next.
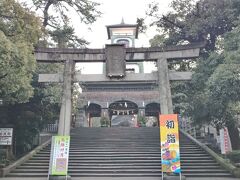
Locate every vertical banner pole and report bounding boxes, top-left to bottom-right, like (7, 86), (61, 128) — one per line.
(48, 136), (55, 180)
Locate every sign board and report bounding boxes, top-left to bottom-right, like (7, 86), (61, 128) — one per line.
(220, 127), (232, 154)
(49, 136), (70, 176)
(0, 128), (13, 145)
(105, 44), (126, 78)
(160, 114), (181, 174)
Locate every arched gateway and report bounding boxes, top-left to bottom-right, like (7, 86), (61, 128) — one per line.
(35, 20), (203, 135)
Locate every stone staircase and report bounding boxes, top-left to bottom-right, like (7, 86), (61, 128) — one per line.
(6, 127), (233, 177)
(111, 115), (135, 127)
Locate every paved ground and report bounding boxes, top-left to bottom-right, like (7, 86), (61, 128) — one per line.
(0, 177), (239, 180)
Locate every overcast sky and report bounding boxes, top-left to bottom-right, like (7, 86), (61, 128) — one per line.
(69, 0), (174, 73)
(21, 0), (174, 73)
(20, 0), (173, 47)
(70, 0), (173, 48)
(70, 0), (173, 73)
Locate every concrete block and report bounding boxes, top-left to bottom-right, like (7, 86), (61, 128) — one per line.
(49, 175), (71, 180)
(163, 175), (186, 180)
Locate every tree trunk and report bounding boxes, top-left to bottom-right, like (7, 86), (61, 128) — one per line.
(227, 122), (240, 150)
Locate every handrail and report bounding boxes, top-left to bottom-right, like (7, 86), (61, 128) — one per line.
(181, 129), (240, 178)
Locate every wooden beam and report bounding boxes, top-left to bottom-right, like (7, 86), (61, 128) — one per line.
(35, 43), (204, 62)
(38, 71), (192, 83)
(125, 48), (200, 61)
(38, 73), (63, 82)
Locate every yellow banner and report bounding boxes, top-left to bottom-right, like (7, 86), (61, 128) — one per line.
(160, 114), (181, 173)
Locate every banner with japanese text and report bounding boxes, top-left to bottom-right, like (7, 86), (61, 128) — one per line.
(219, 127), (232, 154)
(160, 114), (181, 173)
(49, 136), (70, 176)
(0, 128), (13, 145)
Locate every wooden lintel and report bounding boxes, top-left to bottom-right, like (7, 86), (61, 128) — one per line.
(38, 71), (192, 83)
(38, 73), (63, 82)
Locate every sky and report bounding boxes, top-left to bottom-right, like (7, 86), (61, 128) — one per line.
(70, 0), (173, 48)
(68, 0), (173, 73)
(20, 0), (174, 73)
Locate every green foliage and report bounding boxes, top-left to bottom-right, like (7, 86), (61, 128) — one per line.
(136, 18), (147, 33)
(148, 0), (240, 149)
(148, 0), (240, 51)
(0, 0), (42, 44)
(138, 116), (146, 127)
(226, 150), (240, 163)
(186, 22), (240, 148)
(150, 34), (167, 47)
(0, 148), (9, 167)
(0, 0), (102, 157)
(0, 0), (42, 104)
(31, 0), (101, 28)
(30, 0), (101, 47)
(49, 25), (88, 48)
(171, 81), (190, 115)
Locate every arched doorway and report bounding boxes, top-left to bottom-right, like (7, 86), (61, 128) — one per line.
(86, 103), (101, 127)
(145, 103), (160, 127)
(109, 100), (138, 127)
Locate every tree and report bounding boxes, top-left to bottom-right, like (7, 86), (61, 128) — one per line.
(148, 0), (240, 51)
(49, 24), (88, 48)
(185, 23), (240, 149)
(0, 0), (44, 156)
(0, 0), (42, 104)
(31, 0), (101, 28)
(148, 0), (240, 149)
(29, 0), (101, 48)
(204, 23), (240, 149)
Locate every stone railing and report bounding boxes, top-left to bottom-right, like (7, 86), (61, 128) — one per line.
(0, 139), (51, 177)
(181, 130), (240, 178)
(179, 117), (196, 138)
(42, 124), (58, 133)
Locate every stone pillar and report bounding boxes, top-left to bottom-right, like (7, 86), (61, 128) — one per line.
(157, 57), (173, 114)
(101, 108), (109, 119)
(87, 113), (91, 127)
(138, 108), (145, 117)
(58, 60), (74, 135)
(75, 108), (87, 127)
(101, 108), (110, 127)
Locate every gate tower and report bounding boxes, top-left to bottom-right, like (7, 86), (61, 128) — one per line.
(76, 20), (158, 127)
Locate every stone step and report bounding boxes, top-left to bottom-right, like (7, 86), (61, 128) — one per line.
(22, 162), (220, 167)
(17, 165), (222, 169)
(35, 153), (208, 157)
(37, 150), (205, 154)
(42, 148), (204, 152)
(6, 172), (233, 178)
(30, 156), (213, 161)
(11, 168), (229, 174)
(6, 127), (233, 178)
(27, 159), (217, 164)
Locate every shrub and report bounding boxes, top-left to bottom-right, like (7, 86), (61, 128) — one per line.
(227, 150), (240, 163)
